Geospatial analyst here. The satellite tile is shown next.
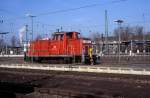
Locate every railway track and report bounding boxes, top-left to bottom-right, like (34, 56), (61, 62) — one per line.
(1, 55), (150, 76)
(0, 55), (150, 67)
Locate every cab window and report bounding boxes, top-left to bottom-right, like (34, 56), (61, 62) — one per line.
(66, 33), (73, 39)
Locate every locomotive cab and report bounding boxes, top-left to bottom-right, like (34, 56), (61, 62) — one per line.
(52, 32), (80, 40)
(66, 32), (80, 39)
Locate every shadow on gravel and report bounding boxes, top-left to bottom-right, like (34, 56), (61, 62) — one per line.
(0, 82), (35, 98)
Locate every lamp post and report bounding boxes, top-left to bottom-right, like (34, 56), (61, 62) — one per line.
(114, 19), (123, 63)
(26, 14), (36, 41)
(0, 32), (9, 56)
(105, 10), (109, 55)
(26, 14), (36, 63)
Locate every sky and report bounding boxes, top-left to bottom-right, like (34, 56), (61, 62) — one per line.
(0, 0), (150, 42)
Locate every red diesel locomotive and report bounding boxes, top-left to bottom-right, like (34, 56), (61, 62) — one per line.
(25, 31), (99, 64)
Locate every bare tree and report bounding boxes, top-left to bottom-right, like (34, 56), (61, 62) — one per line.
(90, 32), (101, 42)
(113, 25), (144, 41)
(11, 35), (19, 47)
(145, 32), (150, 40)
(0, 38), (4, 48)
(133, 26), (143, 40)
(114, 26), (132, 41)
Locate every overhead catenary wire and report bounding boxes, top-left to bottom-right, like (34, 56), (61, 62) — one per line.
(35, 0), (127, 17)
(3, 0), (127, 21)
(0, 9), (17, 16)
(35, 21), (105, 32)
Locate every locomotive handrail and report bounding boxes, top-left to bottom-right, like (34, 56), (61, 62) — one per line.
(0, 64), (150, 75)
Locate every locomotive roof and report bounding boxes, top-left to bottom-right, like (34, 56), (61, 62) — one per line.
(53, 31), (80, 35)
